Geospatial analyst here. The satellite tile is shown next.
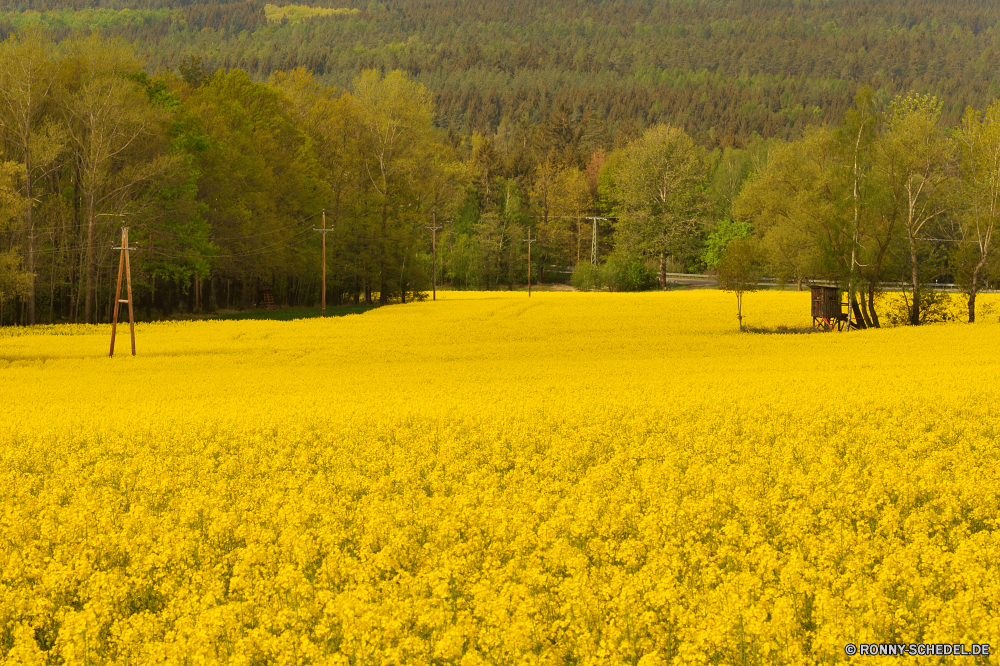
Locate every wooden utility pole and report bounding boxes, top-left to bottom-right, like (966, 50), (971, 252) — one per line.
(314, 209), (332, 317)
(524, 227), (537, 296)
(424, 209), (443, 301)
(109, 226), (138, 357)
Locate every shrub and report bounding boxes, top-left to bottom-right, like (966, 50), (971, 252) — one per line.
(601, 252), (657, 292)
(883, 290), (962, 326)
(570, 262), (602, 291)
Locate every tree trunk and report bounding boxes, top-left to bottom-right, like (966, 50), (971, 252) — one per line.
(48, 236), (56, 324)
(25, 166), (35, 326)
(659, 251), (666, 289)
(379, 203), (388, 305)
(83, 193), (96, 324)
(850, 292), (868, 329)
(868, 280), (882, 328)
(908, 237), (920, 326)
(69, 264), (78, 323)
(73, 242), (85, 324)
(858, 289), (873, 328)
(968, 259), (985, 323)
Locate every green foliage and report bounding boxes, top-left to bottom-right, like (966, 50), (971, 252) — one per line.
(612, 123), (709, 277)
(733, 127), (844, 287)
(702, 218), (751, 270)
(717, 237), (763, 330)
(6, 0), (1000, 149)
(128, 71), (180, 109)
(8, 6), (1000, 325)
(717, 238), (763, 293)
(570, 253), (655, 292)
(263, 5), (358, 25)
(178, 55), (208, 88)
(0, 162), (29, 308)
(213, 304), (377, 320)
(883, 291), (962, 326)
(184, 68), (324, 283)
(601, 252), (657, 292)
(570, 262), (600, 291)
(1, 8), (177, 31)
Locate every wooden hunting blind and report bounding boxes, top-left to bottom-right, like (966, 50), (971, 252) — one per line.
(811, 286), (848, 331)
(260, 283), (276, 311)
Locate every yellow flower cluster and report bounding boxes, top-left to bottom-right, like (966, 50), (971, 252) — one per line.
(1, 290), (998, 665)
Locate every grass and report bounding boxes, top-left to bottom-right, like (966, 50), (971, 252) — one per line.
(209, 305), (377, 321)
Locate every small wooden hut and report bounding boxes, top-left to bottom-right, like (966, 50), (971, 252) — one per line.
(811, 286), (847, 330)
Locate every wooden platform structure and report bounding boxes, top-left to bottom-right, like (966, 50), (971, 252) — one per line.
(811, 286), (848, 331)
(260, 283), (276, 311)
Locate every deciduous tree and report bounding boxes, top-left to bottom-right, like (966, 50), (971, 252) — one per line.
(614, 124), (708, 288)
(351, 69), (434, 304)
(0, 162), (30, 314)
(61, 36), (171, 323)
(954, 101), (1000, 322)
(875, 93), (953, 326)
(0, 30), (62, 325)
(717, 237), (762, 332)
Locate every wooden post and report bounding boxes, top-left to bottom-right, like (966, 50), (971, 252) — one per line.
(125, 230), (135, 355)
(110, 230), (125, 356)
(431, 210), (437, 301)
(424, 212), (443, 301)
(314, 209), (333, 317)
(110, 226), (137, 357)
(524, 228), (537, 296)
(321, 209), (326, 317)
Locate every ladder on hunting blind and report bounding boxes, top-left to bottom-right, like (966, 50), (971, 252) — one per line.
(261, 284), (276, 310)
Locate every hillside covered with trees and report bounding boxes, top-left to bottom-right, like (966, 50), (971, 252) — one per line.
(4, 0), (1000, 146)
(1, 2), (1000, 328)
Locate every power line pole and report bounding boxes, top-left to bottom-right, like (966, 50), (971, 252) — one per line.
(586, 216), (607, 265)
(313, 209), (332, 317)
(523, 227), (537, 296)
(109, 226), (138, 357)
(424, 209), (443, 301)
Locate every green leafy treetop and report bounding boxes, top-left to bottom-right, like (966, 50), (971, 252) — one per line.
(717, 237), (763, 332)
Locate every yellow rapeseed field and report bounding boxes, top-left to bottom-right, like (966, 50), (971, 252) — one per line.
(1, 290), (998, 665)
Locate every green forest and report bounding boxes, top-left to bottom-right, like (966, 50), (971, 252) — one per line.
(1, 1), (1000, 326)
(6, 0), (1000, 145)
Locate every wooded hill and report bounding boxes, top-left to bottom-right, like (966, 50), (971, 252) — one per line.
(4, 0), (1000, 147)
(3, 3), (1000, 330)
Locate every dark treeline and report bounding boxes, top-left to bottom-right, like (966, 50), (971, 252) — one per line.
(1, 30), (633, 327)
(4, 0), (1000, 148)
(0, 32), (463, 325)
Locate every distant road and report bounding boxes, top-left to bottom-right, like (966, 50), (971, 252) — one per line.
(661, 273), (980, 292)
